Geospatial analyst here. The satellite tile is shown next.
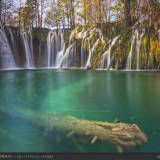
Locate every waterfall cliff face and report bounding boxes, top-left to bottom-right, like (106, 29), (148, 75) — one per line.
(0, 27), (65, 69)
(0, 26), (159, 70)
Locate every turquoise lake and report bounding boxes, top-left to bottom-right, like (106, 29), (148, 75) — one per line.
(0, 70), (160, 152)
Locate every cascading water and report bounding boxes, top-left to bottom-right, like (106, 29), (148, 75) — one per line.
(20, 30), (34, 68)
(56, 28), (92, 68)
(85, 28), (105, 68)
(59, 31), (65, 50)
(47, 31), (53, 67)
(0, 27), (16, 69)
(136, 31), (144, 70)
(55, 45), (65, 68)
(7, 28), (20, 67)
(85, 39), (96, 68)
(126, 30), (144, 70)
(55, 31), (65, 68)
(8, 28), (17, 54)
(47, 30), (65, 68)
(47, 31), (57, 67)
(61, 43), (76, 68)
(126, 30), (137, 70)
(100, 35), (120, 70)
(81, 31), (88, 68)
(0, 26), (151, 71)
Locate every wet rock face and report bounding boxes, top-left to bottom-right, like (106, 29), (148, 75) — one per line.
(0, 27), (45, 68)
(32, 28), (49, 68)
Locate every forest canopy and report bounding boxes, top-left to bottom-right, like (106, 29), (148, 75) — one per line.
(0, 0), (159, 30)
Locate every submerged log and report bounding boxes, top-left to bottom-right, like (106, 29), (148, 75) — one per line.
(24, 111), (147, 151)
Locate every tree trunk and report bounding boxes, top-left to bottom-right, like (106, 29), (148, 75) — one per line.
(15, 108), (148, 152)
(40, 0), (43, 28)
(123, 0), (132, 27)
(0, 1), (2, 24)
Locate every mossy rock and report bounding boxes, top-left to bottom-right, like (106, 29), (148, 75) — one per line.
(120, 27), (132, 41)
(91, 39), (107, 69)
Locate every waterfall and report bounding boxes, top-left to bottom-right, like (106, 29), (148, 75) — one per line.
(85, 39), (96, 68)
(55, 45), (65, 68)
(0, 26), (150, 70)
(126, 30), (144, 70)
(136, 31), (144, 70)
(0, 28), (16, 69)
(47, 31), (52, 67)
(126, 31), (137, 70)
(61, 43), (76, 68)
(47, 30), (65, 68)
(55, 31), (65, 68)
(7, 28), (20, 67)
(20, 30), (34, 68)
(81, 31), (88, 68)
(8, 28), (17, 54)
(100, 35), (120, 69)
(47, 31), (58, 67)
(85, 28), (105, 68)
(59, 31), (64, 50)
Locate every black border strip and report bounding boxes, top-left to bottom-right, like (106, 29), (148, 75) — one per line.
(0, 153), (160, 160)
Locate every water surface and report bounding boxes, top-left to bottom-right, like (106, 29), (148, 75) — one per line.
(0, 70), (160, 152)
